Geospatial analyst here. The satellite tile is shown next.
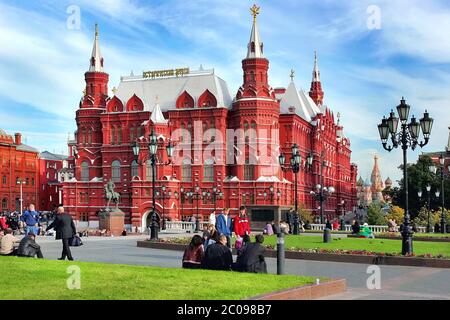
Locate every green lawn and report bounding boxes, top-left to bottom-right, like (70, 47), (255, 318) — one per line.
(260, 235), (450, 258)
(0, 257), (317, 300)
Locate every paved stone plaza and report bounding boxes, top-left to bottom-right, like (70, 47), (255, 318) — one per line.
(35, 235), (450, 300)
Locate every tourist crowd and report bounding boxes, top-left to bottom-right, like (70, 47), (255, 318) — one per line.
(182, 205), (267, 273)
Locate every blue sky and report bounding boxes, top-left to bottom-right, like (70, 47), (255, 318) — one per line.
(0, 0), (450, 185)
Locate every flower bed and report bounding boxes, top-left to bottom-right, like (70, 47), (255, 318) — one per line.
(153, 237), (449, 260)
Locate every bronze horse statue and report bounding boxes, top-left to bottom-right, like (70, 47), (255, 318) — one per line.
(104, 179), (120, 209)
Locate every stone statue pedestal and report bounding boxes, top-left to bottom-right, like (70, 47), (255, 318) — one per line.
(98, 208), (125, 236)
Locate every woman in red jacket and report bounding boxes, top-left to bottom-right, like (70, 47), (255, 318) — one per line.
(234, 206), (251, 237)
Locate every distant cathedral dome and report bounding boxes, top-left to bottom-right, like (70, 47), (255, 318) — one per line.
(385, 177), (392, 188)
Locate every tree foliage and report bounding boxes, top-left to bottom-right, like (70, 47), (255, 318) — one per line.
(390, 155), (450, 219)
(386, 205), (404, 224)
(366, 203), (387, 225)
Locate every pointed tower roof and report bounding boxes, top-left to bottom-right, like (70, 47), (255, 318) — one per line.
(150, 98), (168, 124)
(312, 50), (320, 82)
(447, 126), (450, 151)
(246, 4), (264, 59)
(89, 24), (104, 72)
(357, 176), (364, 186)
(280, 81), (312, 122)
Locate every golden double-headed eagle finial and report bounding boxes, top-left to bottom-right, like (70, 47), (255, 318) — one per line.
(250, 4), (260, 20)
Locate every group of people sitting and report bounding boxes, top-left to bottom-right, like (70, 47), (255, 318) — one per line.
(350, 220), (375, 238)
(182, 233), (267, 273)
(182, 205), (267, 273)
(0, 229), (44, 258)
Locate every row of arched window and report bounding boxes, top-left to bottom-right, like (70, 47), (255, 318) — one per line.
(79, 128), (93, 144)
(79, 159), (216, 183)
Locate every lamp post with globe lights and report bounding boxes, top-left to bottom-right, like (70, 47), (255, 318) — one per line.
(279, 144), (313, 234)
(429, 154), (449, 233)
(377, 97), (434, 254)
(132, 129), (173, 240)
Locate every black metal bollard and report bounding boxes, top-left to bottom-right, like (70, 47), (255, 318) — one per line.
(277, 232), (285, 275)
(323, 228), (331, 243)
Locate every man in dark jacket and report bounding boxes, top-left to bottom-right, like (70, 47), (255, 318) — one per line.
(203, 235), (232, 271)
(17, 233), (43, 258)
(46, 205), (76, 260)
(234, 234), (267, 273)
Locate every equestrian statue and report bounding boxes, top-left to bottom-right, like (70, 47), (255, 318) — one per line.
(104, 179), (120, 210)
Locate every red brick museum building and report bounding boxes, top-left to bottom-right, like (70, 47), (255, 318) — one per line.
(63, 8), (358, 230)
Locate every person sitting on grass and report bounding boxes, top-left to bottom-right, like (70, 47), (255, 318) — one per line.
(237, 234), (251, 257)
(351, 220), (360, 234)
(203, 234), (233, 271)
(263, 222), (274, 235)
(233, 234), (267, 274)
(182, 235), (204, 269)
(304, 220), (311, 230)
(359, 223), (375, 239)
(0, 228), (19, 256)
(332, 220), (340, 230)
(17, 233), (43, 258)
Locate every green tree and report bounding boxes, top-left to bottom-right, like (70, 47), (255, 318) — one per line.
(386, 205), (404, 224)
(392, 155), (450, 219)
(366, 203), (387, 225)
(413, 206), (440, 227)
(297, 203), (313, 223)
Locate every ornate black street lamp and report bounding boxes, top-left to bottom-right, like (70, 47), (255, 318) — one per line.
(157, 185), (171, 230)
(378, 97), (433, 254)
(132, 129), (173, 240)
(308, 150), (334, 224)
(188, 185), (202, 232)
(210, 186), (222, 212)
(430, 154), (449, 233)
(279, 144), (311, 234)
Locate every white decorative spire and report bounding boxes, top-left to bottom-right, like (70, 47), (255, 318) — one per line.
(150, 96), (168, 124)
(447, 126), (450, 151)
(312, 50), (320, 82)
(246, 4), (263, 59)
(89, 24), (104, 72)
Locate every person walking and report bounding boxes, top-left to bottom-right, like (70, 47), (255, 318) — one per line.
(21, 204), (39, 235)
(287, 208), (295, 234)
(46, 205), (76, 261)
(233, 206), (251, 238)
(209, 210), (216, 226)
(17, 233), (43, 258)
(216, 208), (232, 248)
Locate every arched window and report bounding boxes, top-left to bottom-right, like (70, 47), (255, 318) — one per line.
(117, 126), (122, 145)
(81, 161), (89, 181)
(82, 128), (86, 144)
(88, 129), (93, 144)
(112, 160), (121, 182)
(130, 126), (135, 142)
(145, 160), (153, 181)
(250, 71), (255, 82)
(111, 126), (116, 145)
(180, 123), (185, 142)
(137, 126), (142, 138)
(244, 157), (255, 181)
(131, 160), (138, 178)
(182, 158), (192, 182)
(2, 198), (7, 210)
(2, 175), (6, 185)
(203, 159), (214, 182)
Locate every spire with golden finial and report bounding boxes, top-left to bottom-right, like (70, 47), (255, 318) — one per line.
(247, 4), (263, 59)
(250, 4), (260, 21)
(89, 23), (104, 72)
